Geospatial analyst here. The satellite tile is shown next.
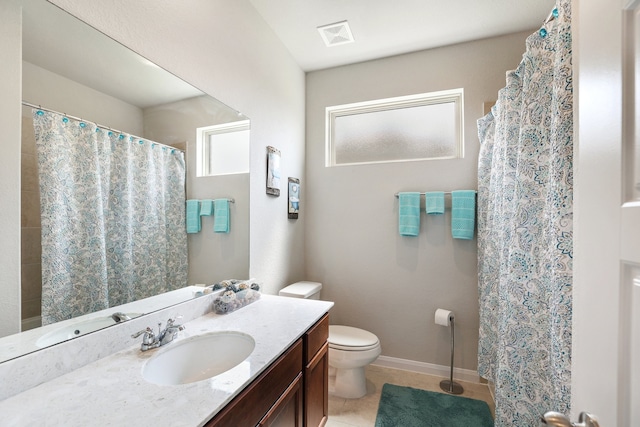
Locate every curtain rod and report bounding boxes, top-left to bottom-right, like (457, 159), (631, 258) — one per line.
(187, 198), (235, 203)
(543, 8), (558, 24)
(394, 191), (477, 198)
(22, 100), (185, 154)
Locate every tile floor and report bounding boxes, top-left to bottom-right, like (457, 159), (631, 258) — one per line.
(326, 365), (495, 427)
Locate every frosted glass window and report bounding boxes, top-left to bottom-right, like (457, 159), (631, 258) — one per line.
(196, 120), (250, 177)
(326, 89), (463, 166)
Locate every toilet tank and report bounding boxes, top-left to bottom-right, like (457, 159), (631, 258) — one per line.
(279, 281), (322, 299)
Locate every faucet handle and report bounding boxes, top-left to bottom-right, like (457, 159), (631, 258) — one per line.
(166, 315), (183, 327)
(132, 327), (154, 340)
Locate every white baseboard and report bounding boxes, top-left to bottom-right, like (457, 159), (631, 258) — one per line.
(371, 355), (481, 384)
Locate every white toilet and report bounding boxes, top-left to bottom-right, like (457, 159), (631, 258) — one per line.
(279, 281), (381, 399)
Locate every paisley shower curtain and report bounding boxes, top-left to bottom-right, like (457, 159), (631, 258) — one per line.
(33, 110), (188, 325)
(476, 0), (573, 425)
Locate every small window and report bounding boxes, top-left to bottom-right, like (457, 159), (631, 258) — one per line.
(196, 120), (250, 177)
(326, 89), (464, 166)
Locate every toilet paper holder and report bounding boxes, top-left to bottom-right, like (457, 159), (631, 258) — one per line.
(435, 309), (464, 395)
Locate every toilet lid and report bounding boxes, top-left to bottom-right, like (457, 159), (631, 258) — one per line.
(328, 325), (380, 351)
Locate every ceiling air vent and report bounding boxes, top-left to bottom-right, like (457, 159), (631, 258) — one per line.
(317, 20), (354, 47)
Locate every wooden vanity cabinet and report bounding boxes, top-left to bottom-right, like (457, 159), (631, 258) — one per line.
(205, 339), (303, 427)
(204, 314), (329, 427)
(303, 314), (329, 427)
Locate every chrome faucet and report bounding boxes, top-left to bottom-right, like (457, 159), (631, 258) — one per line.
(111, 312), (132, 323)
(132, 316), (185, 351)
(157, 317), (185, 346)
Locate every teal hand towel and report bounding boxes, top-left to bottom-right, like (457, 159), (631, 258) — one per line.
(451, 190), (476, 239)
(425, 192), (445, 214)
(186, 199), (201, 233)
(398, 192), (421, 237)
(200, 199), (214, 216)
(213, 199), (230, 233)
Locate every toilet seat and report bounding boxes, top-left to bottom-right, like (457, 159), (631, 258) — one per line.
(328, 325), (380, 351)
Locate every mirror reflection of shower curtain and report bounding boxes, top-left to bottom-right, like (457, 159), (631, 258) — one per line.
(476, 1), (573, 425)
(33, 110), (187, 325)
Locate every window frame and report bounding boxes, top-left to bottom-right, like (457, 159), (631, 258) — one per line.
(196, 119), (251, 177)
(325, 88), (464, 167)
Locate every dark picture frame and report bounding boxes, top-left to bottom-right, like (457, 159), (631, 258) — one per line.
(288, 177), (300, 219)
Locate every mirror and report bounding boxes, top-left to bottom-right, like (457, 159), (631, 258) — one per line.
(1, 0), (249, 362)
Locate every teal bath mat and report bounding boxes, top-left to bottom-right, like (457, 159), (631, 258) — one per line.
(374, 383), (494, 427)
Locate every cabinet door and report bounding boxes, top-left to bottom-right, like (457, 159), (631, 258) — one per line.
(304, 343), (328, 427)
(304, 315), (328, 362)
(258, 373), (303, 427)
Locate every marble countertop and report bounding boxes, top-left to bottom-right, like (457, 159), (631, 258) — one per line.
(0, 295), (333, 427)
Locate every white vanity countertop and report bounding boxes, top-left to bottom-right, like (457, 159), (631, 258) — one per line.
(0, 295), (333, 427)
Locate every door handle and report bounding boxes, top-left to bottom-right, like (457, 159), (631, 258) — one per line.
(576, 412), (600, 427)
(541, 411), (600, 427)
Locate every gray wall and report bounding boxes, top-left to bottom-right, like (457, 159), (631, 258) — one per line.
(0, 0), (22, 336)
(22, 61), (144, 134)
(144, 97), (250, 284)
(305, 31), (531, 370)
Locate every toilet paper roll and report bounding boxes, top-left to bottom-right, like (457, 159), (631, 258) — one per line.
(435, 309), (453, 326)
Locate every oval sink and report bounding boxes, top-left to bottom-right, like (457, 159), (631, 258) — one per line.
(142, 331), (255, 385)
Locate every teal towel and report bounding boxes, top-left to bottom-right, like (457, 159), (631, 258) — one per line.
(213, 199), (230, 233)
(200, 199), (214, 216)
(186, 199), (201, 233)
(425, 192), (445, 214)
(398, 192), (421, 237)
(451, 190), (476, 239)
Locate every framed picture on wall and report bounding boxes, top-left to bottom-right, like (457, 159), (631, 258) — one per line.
(288, 177), (300, 219)
(266, 146), (281, 196)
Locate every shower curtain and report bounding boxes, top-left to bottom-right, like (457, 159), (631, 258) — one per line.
(33, 110), (188, 325)
(476, 0), (572, 425)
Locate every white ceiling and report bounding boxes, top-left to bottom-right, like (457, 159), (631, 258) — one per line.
(21, 0), (556, 108)
(249, 0), (556, 72)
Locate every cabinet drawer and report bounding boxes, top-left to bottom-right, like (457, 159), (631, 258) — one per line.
(304, 314), (328, 363)
(205, 339), (303, 427)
